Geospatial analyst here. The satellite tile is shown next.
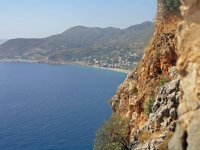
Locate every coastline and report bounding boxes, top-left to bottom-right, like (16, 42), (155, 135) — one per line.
(89, 65), (130, 74)
(0, 59), (131, 74)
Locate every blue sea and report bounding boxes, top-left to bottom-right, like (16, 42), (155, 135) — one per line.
(0, 62), (126, 150)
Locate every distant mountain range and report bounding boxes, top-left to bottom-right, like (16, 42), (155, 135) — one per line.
(0, 21), (154, 69)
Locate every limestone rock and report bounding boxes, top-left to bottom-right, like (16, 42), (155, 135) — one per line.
(187, 109), (200, 150)
(169, 0), (200, 149)
(181, 0), (200, 24)
(168, 124), (187, 150)
(169, 66), (179, 79)
(151, 78), (179, 124)
(130, 77), (179, 150)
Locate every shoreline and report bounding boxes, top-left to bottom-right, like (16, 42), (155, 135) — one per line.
(89, 65), (130, 74)
(0, 60), (131, 74)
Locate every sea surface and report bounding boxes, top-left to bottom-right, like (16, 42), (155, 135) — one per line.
(0, 62), (126, 150)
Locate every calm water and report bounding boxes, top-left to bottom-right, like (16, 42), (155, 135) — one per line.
(0, 62), (126, 150)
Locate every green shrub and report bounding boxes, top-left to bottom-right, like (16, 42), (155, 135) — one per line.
(144, 98), (155, 118)
(93, 115), (129, 150)
(159, 77), (168, 86)
(160, 0), (181, 12)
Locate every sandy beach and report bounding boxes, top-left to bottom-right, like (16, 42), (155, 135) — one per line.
(90, 65), (131, 74)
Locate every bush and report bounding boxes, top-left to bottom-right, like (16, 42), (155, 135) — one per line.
(160, 0), (181, 12)
(159, 77), (168, 86)
(93, 115), (129, 150)
(144, 98), (155, 118)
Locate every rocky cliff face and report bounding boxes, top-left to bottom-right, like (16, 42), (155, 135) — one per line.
(109, 0), (183, 149)
(130, 72), (179, 150)
(169, 0), (200, 149)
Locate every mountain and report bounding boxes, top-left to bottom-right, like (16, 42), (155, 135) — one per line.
(126, 21), (153, 31)
(0, 22), (155, 69)
(0, 39), (8, 45)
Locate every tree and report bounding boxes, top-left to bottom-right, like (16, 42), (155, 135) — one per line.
(93, 114), (129, 150)
(160, 0), (181, 12)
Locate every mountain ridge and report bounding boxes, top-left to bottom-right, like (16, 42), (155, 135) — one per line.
(0, 21), (154, 70)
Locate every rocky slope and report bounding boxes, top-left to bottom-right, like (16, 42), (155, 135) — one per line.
(109, 0), (183, 149)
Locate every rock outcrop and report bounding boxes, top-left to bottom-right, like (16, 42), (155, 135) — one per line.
(169, 0), (200, 149)
(130, 70), (179, 150)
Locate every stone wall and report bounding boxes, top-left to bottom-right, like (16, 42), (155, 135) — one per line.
(169, 0), (200, 149)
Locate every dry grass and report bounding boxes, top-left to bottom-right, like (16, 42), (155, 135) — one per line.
(137, 130), (152, 144)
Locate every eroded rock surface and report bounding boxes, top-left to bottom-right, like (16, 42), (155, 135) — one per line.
(131, 71), (179, 150)
(169, 0), (200, 149)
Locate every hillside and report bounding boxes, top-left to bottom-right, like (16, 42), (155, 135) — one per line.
(0, 21), (154, 70)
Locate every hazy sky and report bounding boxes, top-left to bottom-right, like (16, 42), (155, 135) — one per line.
(0, 0), (157, 39)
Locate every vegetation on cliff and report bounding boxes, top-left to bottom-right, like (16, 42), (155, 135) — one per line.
(94, 115), (130, 150)
(160, 0), (181, 12)
(144, 98), (155, 118)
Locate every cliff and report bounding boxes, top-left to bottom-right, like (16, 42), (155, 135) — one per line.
(109, 0), (183, 149)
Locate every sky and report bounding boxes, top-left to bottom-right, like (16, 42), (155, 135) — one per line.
(0, 0), (157, 39)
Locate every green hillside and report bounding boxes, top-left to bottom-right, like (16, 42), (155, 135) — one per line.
(0, 21), (155, 70)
